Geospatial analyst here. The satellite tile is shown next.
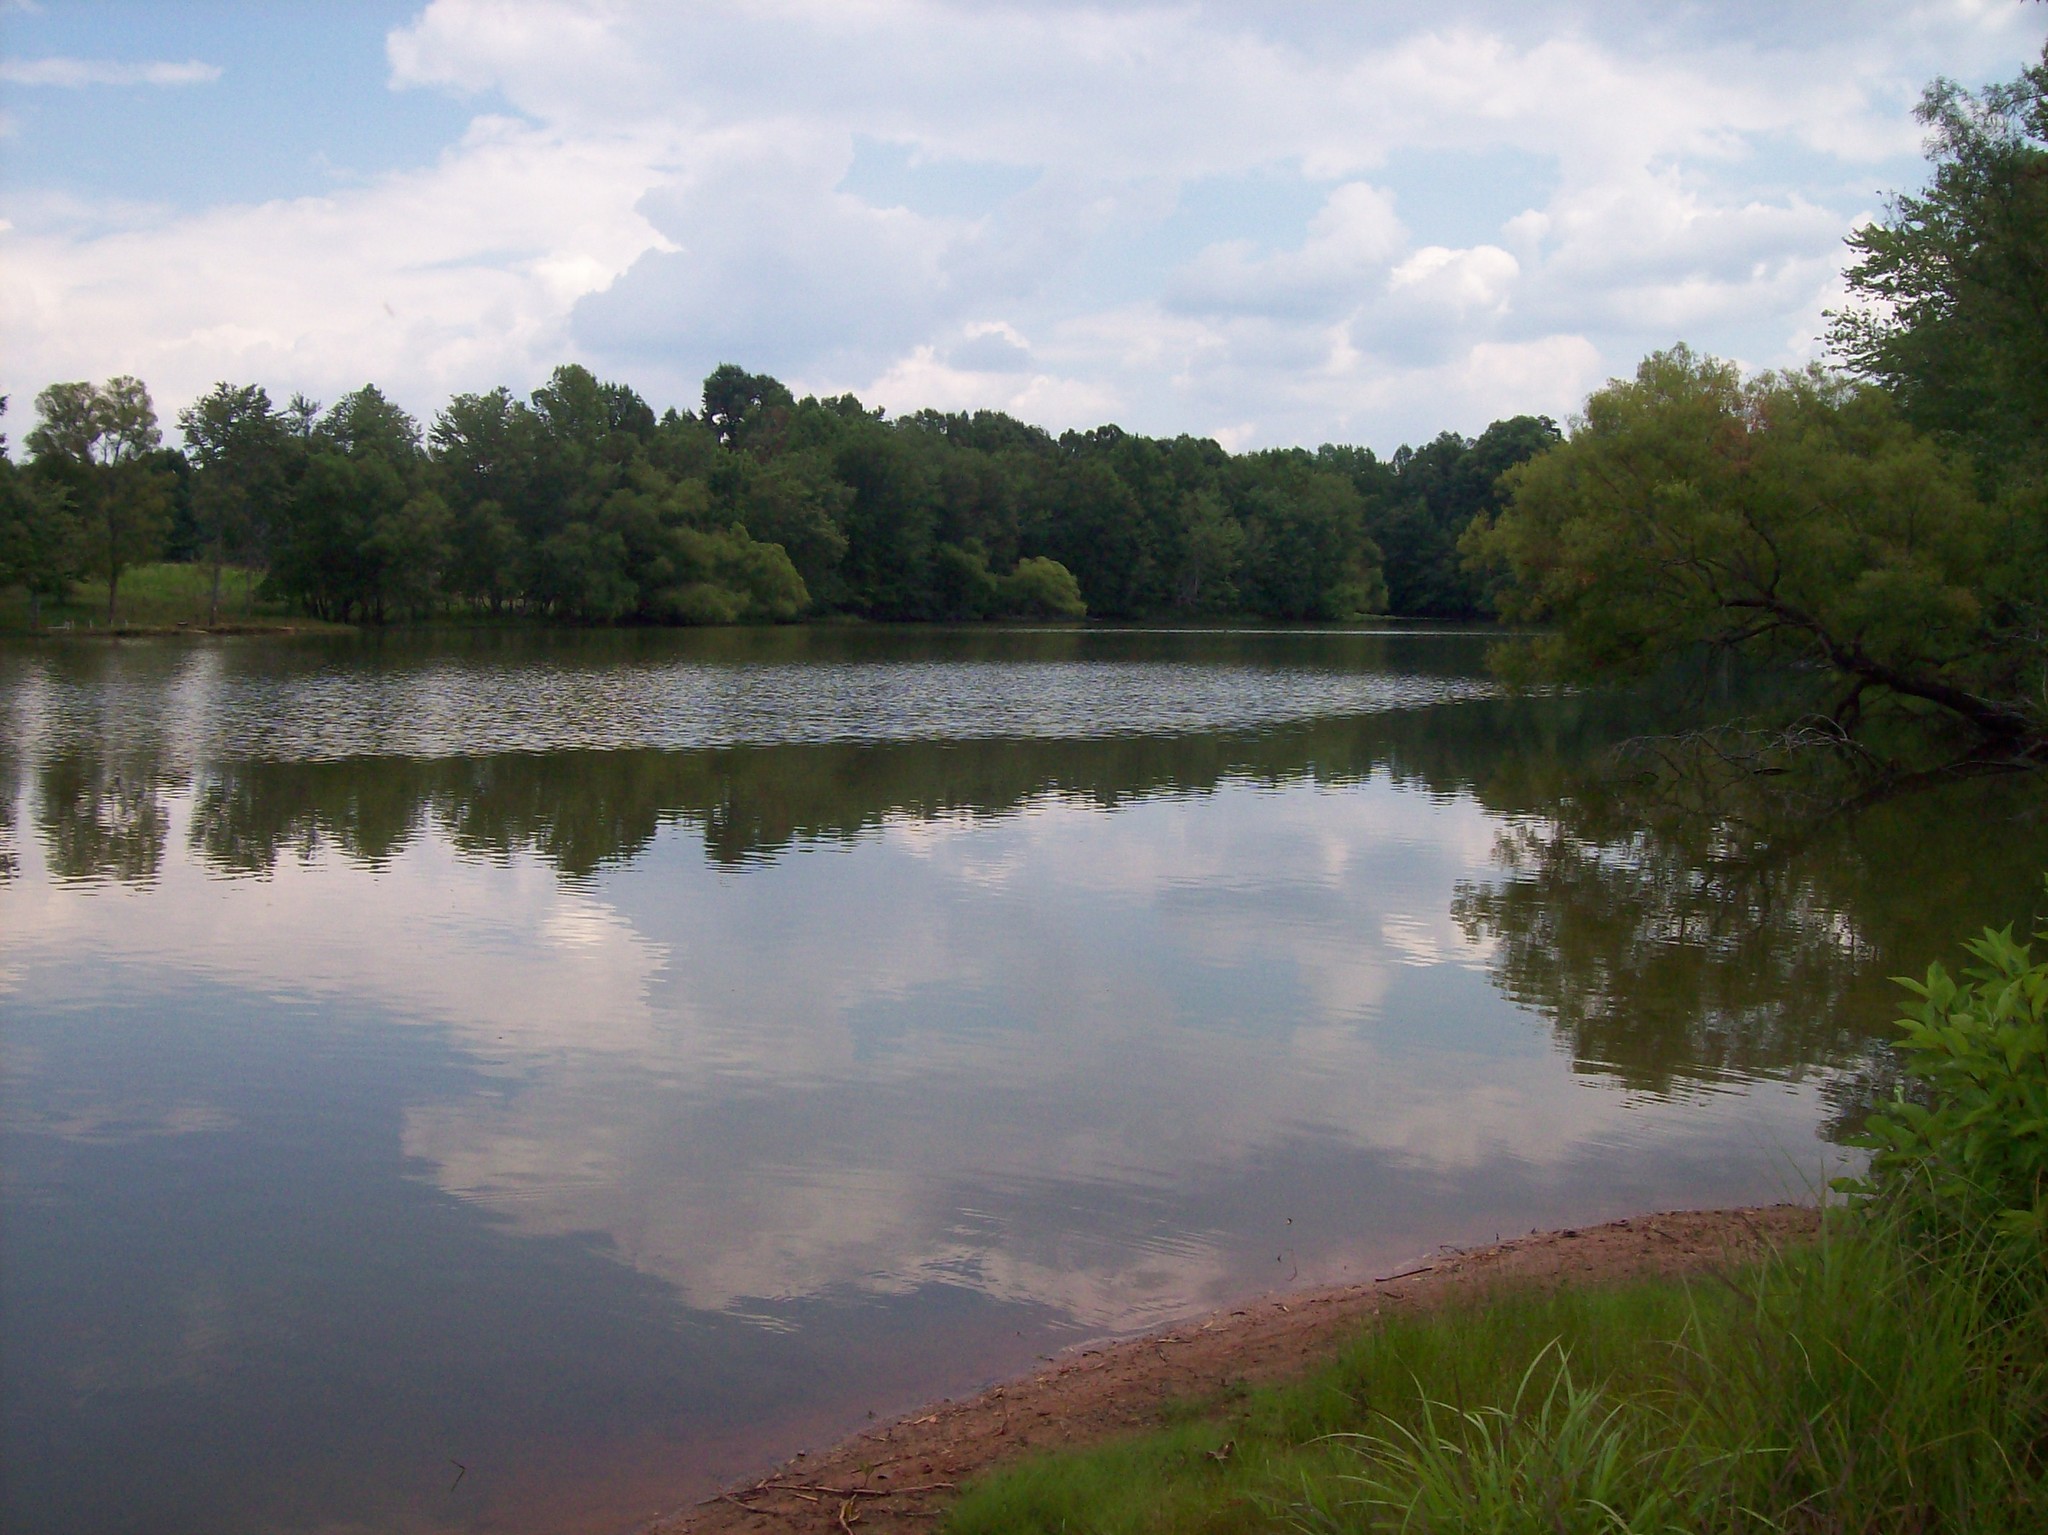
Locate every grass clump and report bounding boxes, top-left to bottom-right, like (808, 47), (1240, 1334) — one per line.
(948, 896), (2048, 1534)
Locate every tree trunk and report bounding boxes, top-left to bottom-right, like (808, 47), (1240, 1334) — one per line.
(28, 589), (41, 632)
(105, 494), (120, 626)
(209, 535), (225, 628)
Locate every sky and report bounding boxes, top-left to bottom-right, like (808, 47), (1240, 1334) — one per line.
(1, 1), (2043, 453)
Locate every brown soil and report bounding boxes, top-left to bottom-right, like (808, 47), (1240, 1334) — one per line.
(649, 1203), (1818, 1535)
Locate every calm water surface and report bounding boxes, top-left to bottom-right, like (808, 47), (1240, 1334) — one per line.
(3, 628), (2041, 1534)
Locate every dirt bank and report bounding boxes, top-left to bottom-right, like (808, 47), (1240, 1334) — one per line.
(650, 1203), (1818, 1535)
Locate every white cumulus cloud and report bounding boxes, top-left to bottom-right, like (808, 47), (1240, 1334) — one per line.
(0, 56), (222, 88)
(2, 0), (2042, 448)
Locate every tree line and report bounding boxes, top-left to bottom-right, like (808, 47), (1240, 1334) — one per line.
(6, 40), (2040, 778)
(0, 356), (1556, 630)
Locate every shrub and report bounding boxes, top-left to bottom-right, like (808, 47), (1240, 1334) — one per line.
(1842, 893), (2048, 1252)
(999, 556), (1087, 619)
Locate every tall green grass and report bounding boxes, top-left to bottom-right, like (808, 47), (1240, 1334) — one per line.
(948, 1221), (2045, 1534)
(948, 900), (2048, 1534)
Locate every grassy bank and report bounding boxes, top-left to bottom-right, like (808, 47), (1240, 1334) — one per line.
(949, 914), (2048, 1535)
(1, 563), (319, 633)
(948, 1220), (2044, 1534)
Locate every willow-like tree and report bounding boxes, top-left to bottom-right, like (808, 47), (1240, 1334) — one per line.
(1464, 348), (2043, 770)
(1470, 45), (2048, 779)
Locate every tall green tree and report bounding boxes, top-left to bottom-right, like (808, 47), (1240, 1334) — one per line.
(726, 452), (849, 605)
(835, 427), (937, 618)
(1830, 42), (2048, 479)
(1321, 415), (1560, 618)
(1465, 347), (2043, 766)
(270, 388), (427, 621)
(272, 451), (404, 621)
(429, 386), (538, 612)
(1234, 458), (1386, 620)
(0, 398), (84, 629)
(179, 382), (291, 623)
(701, 364), (795, 451)
(315, 384), (422, 463)
(25, 376), (170, 625)
(1171, 489), (1243, 612)
(1041, 457), (1151, 617)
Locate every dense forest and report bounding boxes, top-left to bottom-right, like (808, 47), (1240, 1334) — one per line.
(0, 358), (1556, 630)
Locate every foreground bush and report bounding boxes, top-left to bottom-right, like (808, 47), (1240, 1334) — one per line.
(1845, 907), (2048, 1253)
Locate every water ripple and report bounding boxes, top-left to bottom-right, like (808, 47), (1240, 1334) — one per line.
(13, 656), (1497, 764)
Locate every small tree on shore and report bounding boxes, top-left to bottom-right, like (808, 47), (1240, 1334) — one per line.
(27, 377), (171, 626)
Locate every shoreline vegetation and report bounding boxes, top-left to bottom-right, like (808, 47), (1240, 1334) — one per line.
(0, 384), (1559, 638)
(0, 561), (1491, 640)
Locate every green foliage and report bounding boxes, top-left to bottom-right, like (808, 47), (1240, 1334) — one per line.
(23, 376), (172, 624)
(1829, 43), (2048, 481)
(177, 382), (293, 621)
(366, 491), (452, 621)
(701, 362), (795, 449)
(1000, 555), (1087, 619)
(672, 524), (811, 622)
(1843, 904), (2048, 1249)
(529, 520), (636, 622)
(1235, 465), (1385, 621)
(9, 359), (1587, 632)
(1465, 347), (2042, 759)
(1307, 1343), (1714, 1535)
(271, 449), (410, 622)
(1324, 416), (1560, 620)
(0, 398), (83, 627)
(934, 541), (1002, 618)
(0, 469), (82, 624)
(729, 453), (851, 602)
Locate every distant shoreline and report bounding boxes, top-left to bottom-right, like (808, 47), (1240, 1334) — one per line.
(1, 612), (1509, 641)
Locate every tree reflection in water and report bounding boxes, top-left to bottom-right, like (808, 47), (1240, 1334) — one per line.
(17, 688), (2046, 1109)
(1453, 766), (2046, 1102)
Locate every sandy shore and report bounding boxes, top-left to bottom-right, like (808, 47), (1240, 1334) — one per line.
(649, 1203), (1818, 1535)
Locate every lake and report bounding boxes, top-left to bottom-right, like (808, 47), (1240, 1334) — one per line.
(2, 627), (2040, 1534)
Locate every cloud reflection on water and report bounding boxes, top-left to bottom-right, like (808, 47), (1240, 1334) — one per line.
(5, 766), (1834, 1336)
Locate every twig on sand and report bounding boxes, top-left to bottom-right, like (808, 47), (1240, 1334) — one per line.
(790, 1482), (958, 1499)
